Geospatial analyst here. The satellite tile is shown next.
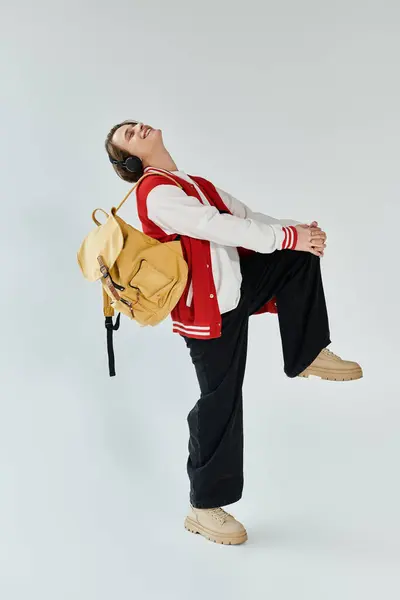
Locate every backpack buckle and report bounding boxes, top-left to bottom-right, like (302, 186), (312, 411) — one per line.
(97, 255), (121, 302)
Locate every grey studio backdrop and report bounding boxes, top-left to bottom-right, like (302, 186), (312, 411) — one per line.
(1, 1), (399, 599)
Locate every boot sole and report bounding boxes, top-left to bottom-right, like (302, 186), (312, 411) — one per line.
(184, 516), (248, 545)
(298, 366), (363, 381)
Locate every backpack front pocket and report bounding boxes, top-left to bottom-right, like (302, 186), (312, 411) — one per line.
(129, 259), (174, 303)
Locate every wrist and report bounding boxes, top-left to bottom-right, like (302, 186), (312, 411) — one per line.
(281, 225), (298, 250)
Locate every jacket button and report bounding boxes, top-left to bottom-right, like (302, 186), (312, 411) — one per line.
(206, 264), (210, 268)
(209, 294), (214, 298)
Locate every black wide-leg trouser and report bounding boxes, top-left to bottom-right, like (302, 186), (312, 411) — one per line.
(182, 249), (332, 509)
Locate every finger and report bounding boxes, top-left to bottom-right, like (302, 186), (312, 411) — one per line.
(310, 230), (323, 238)
(310, 238), (325, 247)
(310, 234), (325, 243)
(311, 242), (325, 250)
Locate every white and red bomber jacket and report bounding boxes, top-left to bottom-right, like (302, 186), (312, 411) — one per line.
(131, 166), (301, 340)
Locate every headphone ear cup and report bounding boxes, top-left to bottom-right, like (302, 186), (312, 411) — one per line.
(124, 155), (143, 174)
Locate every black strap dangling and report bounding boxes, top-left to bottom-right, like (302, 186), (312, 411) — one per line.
(105, 313), (121, 377)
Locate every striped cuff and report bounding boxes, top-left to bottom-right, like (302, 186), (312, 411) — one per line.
(281, 225), (298, 250)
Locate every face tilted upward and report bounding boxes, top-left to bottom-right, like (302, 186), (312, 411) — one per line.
(112, 121), (164, 159)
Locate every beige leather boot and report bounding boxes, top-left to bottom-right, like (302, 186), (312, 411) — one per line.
(297, 347), (363, 381)
(184, 505), (248, 545)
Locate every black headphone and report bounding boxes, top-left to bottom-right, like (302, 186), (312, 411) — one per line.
(108, 154), (143, 174)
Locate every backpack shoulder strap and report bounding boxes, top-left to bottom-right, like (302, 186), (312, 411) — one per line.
(113, 171), (184, 214)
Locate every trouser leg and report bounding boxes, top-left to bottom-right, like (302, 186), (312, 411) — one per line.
(182, 249), (331, 508)
(182, 293), (249, 509)
(241, 249), (332, 378)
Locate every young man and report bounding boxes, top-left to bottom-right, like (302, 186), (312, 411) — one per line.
(105, 119), (363, 546)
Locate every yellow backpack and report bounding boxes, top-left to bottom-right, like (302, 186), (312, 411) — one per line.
(77, 171), (189, 376)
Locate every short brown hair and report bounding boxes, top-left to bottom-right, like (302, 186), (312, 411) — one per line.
(104, 119), (143, 183)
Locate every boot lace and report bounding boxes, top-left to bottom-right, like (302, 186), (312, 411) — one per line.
(208, 507), (232, 524)
(321, 347), (341, 360)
